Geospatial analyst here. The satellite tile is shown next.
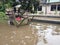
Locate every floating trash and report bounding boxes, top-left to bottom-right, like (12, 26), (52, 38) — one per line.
(12, 31), (16, 35)
(10, 36), (14, 39)
(35, 26), (41, 30)
(25, 36), (30, 39)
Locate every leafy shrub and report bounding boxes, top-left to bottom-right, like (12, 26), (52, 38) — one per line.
(0, 12), (8, 20)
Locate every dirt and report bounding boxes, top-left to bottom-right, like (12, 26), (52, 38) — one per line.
(0, 23), (38, 45)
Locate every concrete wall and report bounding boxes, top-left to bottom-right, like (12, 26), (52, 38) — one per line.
(37, 5), (45, 15)
(37, 3), (60, 16)
(26, 2), (60, 16)
(46, 5), (60, 16)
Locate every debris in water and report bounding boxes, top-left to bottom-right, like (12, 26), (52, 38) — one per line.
(10, 36), (14, 39)
(25, 36), (30, 39)
(36, 26), (41, 30)
(12, 31), (16, 35)
(37, 24), (41, 26)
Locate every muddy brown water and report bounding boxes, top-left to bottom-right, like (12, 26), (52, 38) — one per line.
(30, 22), (60, 45)
(0, 22), (60, 45)
(0, 22), (38, 45)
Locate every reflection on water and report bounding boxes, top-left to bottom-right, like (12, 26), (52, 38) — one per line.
(0, 22), (60, 45)
(30, 22), (60, 45)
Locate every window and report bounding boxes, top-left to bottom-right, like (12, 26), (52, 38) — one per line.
(51, 5), (56, 11)
(57, 5), (60, 11)
(38, 6), (42, 11)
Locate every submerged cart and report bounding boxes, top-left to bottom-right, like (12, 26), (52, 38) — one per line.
(6, 5), (31, 27)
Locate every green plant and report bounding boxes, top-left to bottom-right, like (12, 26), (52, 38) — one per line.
(0, 12), (8, 20)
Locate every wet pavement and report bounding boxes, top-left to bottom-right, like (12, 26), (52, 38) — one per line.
(0, 22), (60, 45)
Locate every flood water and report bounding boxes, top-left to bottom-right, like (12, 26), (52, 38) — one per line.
(30, 22), (60, 45)
(0, 22), (60, 45)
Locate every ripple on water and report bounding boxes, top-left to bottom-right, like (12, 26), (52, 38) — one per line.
(12, 31), (16, 35)
(10, 36), (14, 39)
(25, 36), (30, 39)
(5, 43), (9, 45)
(0, 33), (1, 36)
(30, 22), (60, 45)
(11, 39), (14, 42)
(16, 40), (20, 42)
(23, 42), (26, 45)
(37, 23), (41, 26)
(21, 40), (26, 45)
(5, 36), (8, 39)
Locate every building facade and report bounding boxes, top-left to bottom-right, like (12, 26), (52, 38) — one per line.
(36, 0), (60, 16)
(37, 2), (60, 16)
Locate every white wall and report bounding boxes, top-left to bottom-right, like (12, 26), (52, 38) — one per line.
(27, 3), (60, 16)
(37, 5), (45, 15)
(37, 4), (60, 16)
(46, 5), (60, 16)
